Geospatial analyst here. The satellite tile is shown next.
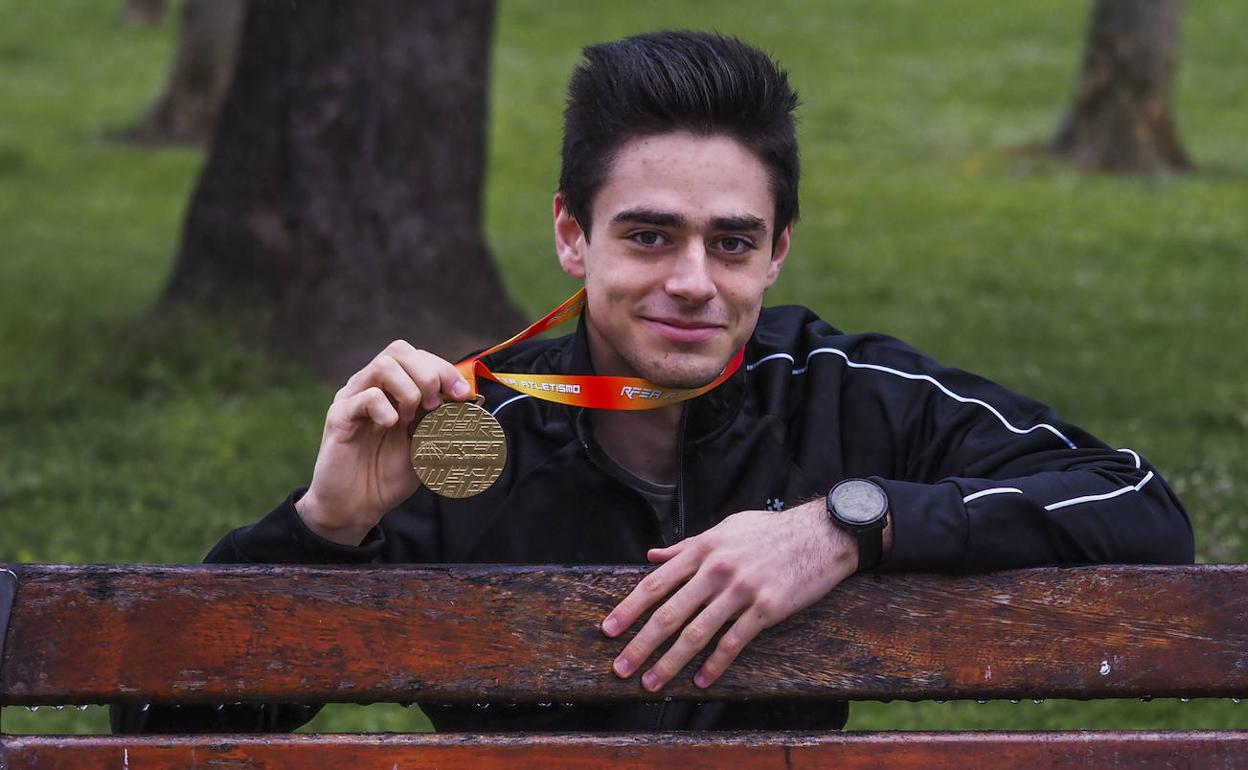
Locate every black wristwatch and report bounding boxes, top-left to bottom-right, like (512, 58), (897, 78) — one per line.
(826, 478), (889, 571)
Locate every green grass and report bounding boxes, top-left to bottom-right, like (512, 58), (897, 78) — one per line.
(2, 0), (1247, 735)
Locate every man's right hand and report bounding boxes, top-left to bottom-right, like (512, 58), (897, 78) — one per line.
(295, 342), (471, 546)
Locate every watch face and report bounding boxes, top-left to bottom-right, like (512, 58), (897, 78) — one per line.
(830, 480), (888, 525)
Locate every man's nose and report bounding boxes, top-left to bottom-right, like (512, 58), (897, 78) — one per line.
(664, 241), (717, 304)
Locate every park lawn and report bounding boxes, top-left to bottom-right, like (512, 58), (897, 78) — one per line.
(2, 0), (1246, 735)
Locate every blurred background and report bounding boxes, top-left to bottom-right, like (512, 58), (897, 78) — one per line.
(2, 0), (1245, 735)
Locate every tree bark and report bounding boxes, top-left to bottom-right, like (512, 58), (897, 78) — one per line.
(158, 0), (525, 380)
(127, 0), (244, 146)
(1052, 0), (1191, 172)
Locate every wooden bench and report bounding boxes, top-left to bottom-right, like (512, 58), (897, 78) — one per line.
(2, 563), (1247, 768)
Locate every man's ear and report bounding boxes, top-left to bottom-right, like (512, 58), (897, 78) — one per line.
(554, 193), (587, 279)
(764, 223), (793, 288)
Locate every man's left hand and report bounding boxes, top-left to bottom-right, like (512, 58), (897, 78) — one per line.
(601, 499), (865, 692)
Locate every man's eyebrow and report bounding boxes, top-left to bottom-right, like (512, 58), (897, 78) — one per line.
(610, 208), (767, 234)
(610, 208), (686, 228)
(711, 215), (767, 233)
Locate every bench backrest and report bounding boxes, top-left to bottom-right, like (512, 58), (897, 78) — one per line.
(2, 564), (1248, 768)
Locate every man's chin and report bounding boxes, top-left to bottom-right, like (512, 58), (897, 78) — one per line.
(633, 353), (732, 390)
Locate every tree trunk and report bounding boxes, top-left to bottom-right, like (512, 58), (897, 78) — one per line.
(127, 0), (244, 146)
(158, 0), (525, 380)
(1052, 0), (1191, 172)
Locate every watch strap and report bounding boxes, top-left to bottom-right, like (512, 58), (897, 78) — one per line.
(854, 527), (884, 571)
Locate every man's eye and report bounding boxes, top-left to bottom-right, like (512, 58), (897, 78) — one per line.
(718, 236), (754, 254)
(629, 231), (667, 247)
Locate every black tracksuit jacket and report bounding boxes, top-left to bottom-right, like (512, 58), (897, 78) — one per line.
(114, 305), (1193, 734)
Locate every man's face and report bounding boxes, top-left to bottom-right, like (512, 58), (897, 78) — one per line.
(554, 132), (791, 388)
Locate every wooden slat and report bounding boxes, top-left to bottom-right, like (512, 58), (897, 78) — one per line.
(2, 564), (1246, 705)
(4, 732), (1248, 770)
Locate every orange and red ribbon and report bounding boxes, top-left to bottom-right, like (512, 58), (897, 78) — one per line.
(454, 289), (743, 410)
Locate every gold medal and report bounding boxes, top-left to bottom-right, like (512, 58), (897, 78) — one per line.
(411, 396), (507, 498)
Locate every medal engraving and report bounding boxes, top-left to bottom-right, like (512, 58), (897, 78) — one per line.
(411, 399), (507, 498)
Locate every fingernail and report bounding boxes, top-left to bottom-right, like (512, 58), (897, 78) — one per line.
(452, 381), (470, 398)
(614, 656), (632, 677)
(602, 617), (618, 636)
(694, 673), (709, 688)
(642, 672), (660, 691)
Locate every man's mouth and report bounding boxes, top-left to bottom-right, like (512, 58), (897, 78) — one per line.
(642, 317), (724, 344)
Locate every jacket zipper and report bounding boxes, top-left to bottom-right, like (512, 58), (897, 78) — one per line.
(674, 404), (690, 542)
(579, 405), (690, 730)
(655, 404), (693, 731)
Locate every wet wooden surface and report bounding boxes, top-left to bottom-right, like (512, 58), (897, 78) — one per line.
(4, 732), (1248, 769)
(2, 564), (1247, 705)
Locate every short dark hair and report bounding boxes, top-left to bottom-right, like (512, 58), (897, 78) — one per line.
(559, 31), (800, 247)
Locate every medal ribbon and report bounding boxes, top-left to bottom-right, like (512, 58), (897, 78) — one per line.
(454, 289), (744, 410)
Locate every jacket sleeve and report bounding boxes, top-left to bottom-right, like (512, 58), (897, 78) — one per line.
(111, 489), (429, 735)
(822, 333), (1194, 573)
(205, 487), (389, 565)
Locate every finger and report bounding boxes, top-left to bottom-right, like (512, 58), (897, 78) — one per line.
(693, 605), (771, 689)
(640, 591), (748, 692)
(387, 344), (470, 412)
(330, 387), (399, 432)
(646, 539), (691, 564)
(334, 351), (421, 411)
(602, 548), (700, 639)
(334, 343), (467, 411)
(366, 355), (426, 421)
(612, 568), (717, 681)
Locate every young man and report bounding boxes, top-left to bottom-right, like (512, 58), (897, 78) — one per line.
(119, 31), (1192, 733)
